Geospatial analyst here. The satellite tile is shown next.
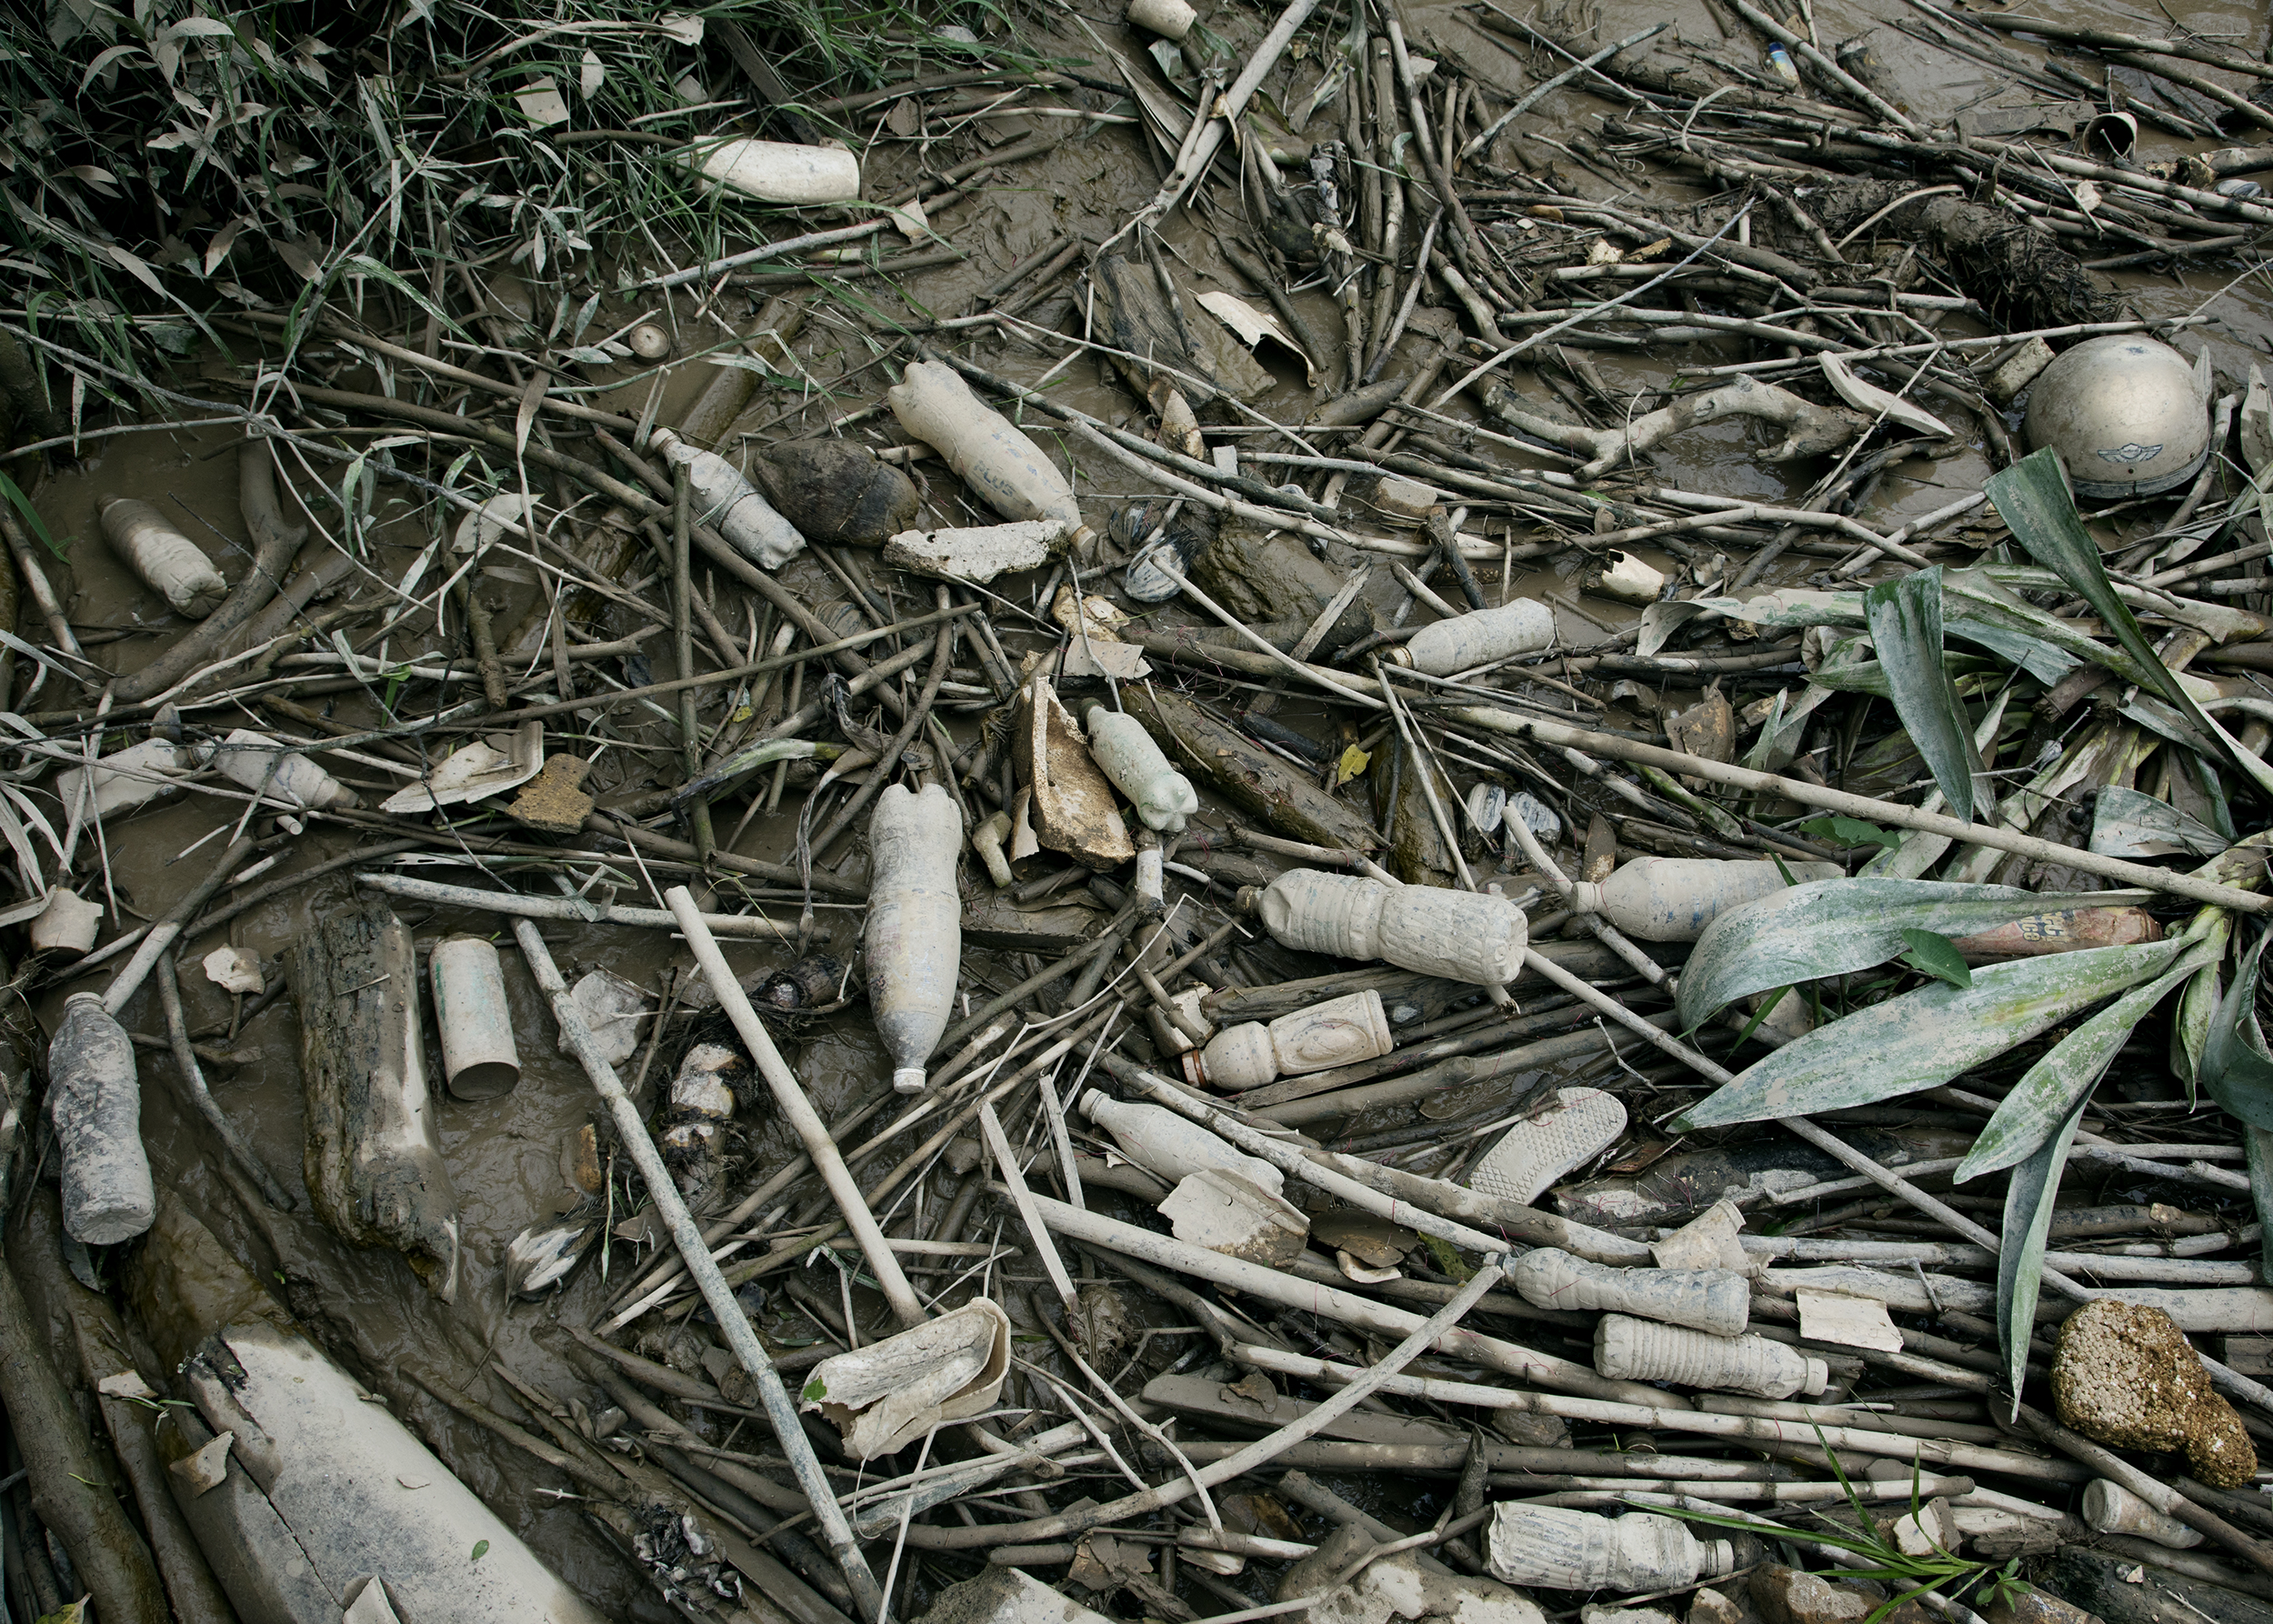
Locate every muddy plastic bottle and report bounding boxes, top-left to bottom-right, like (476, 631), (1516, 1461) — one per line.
(1594, 1313), (1828, 1399)
(686, 137), (863, 206)
(1487, 1505), (1737, 1591)
(1512, 1248), (1749, 1336)
(429, 936), (520, 1100)
(1086, 706), (1198, 832)
(1184, 989), (1392, 1091)
(649, 428), (806, 569)
(756, 440), (920, 545)
(1078, 1091), (1286, 1198)
(1128, 0), (1196, 38)
(100, 497), (227, 617)
(867, 783), (963, 1094)
(1253, 869), (1528, 987)
(56, 736), (186, 820)
(1567, 856), (1843, 942)
(2083, 1479), (2202, 1549)
(659, 1042), (746, 1209)
(49, 990), (154, 1245)
(208, 728), (361, 811)
(1395, 599), (1556, 677)
(887, 360), (1089, 544)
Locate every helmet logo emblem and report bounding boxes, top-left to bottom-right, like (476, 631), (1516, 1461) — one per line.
(2097, 442), (2164, 466)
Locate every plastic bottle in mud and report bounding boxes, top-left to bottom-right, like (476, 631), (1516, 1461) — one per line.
(1487, 1504), (1737, 1591)
(1395, 598), (1556, 677)
(866, 783), (962, 1094)
(1183, 989), (1393, 1091)
(1568, 855), (1844, 942)
(683, 138), (863, 206)
(100, 497), (228, 617)
(208, 729), (361, 811)
(49, 990), (154, 1244)
(1511, 1248), (1750, 1336)
(1251, 868), (1528, 986)
(1085, 706), (1199, 832)
(649, 428), (806, 570)
(1078, 1091), (1286, 1197)
(886, 360), (1089, 545)
(1594, 1313), (1829, 1399)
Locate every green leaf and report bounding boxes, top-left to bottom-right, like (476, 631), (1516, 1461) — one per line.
(2090, 784), (2230, 860)
(1672, 937), (2186, 1130)
(1898, 927), (1972, 989)
(1998, 1092), (2090, 1420)
(803, 1376), (828, 1401)
(2248, 1127), (2273, 1284)
(1675, 878), (2150, 1029)
(1959, 940), (2216, 1180)
(1795, 814), (1900, 851)
(1987, 447), (2273, 802)
(472, 1539), (490, 1561)
(2199, 926), (2273, 1130)
(345, 255), (466, 338)
(1865, 567), (1989, 824)
(0, 469), (64, 559)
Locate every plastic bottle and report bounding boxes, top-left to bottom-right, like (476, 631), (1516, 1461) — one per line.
(1086, 707), (1199, 832)
(2082, 1480), (2202, 1549)
(48, 990), (154, 1245)
(1253, 869), (1528, 987)
(1184, 989), (1392, 1091)
(55, 736), (186, 821)
(887, 360), (1090, 545)
(1512, 1248), (1749, 1336)
(1396, 599), (1555, 677)
(1078, 1091), (1286, 1198)
(648, 428), (806, 570)
(1567, 856), (1843, 943)
(867, 783), (963, 1095)
(1948, 907), (2162, 961)
(1594, 1313), (1828, 1399)
(1487, 1505), (1737, 1591)
(685, 137), (863, 206)
(208, 728), (362, 811)
(756, 440), (920, 545)
(429, 937), (520, 1100)
(1128, 0), (1196, 39)
(100, 496), (227, 618)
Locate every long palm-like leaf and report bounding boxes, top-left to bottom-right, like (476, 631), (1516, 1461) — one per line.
(1958, 933), (2221, 1180)
(1671, 937), (2186, 1130)
(1676, 877), (2153, 1029)
(1866, 567), (1990, 824)
(1998, 1093), (2091, 1420)
(2199, 926), (2273, 1131)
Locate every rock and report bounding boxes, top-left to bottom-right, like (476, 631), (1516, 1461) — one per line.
(1283, 1524), (1547, 1624)
(1489, 1408), (1573, 1449)
(2051, 1298), (2257, 1489)
(202, 946), (265, 995)
(926, 1568), (1120, 1624)
(1015, 677), (1133, 870)
(1690, 1586), (1763, 1624)
(1752, 1567), (1931, 1624)
(507, 753), (594, 835)
(1587, 1609), (1678, 1624)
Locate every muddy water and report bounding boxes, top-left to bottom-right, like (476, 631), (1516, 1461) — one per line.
(22, 0), (2273, 1614)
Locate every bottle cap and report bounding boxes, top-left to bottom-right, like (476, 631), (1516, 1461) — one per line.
(1234, 885), (1261, 915)
(1383, 645), (1416, 667)
(892, 1066), (927, 1096)
(1180, 1050), (1210, 1089)
(1802, 1357), (1829, 1396)
(1567, 881), (1602, 916)
(1078, 1088), (1108, 1121)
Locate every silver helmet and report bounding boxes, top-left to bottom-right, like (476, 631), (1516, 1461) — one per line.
(2024, 336), (2211, 499)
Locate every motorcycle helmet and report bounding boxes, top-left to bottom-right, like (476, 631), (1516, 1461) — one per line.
(2024, 335), (2210, 500)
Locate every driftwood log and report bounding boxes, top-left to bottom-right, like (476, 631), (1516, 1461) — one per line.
(292, 898), (463, 1301)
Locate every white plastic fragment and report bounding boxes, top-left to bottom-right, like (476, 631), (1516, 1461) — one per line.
(381, 722), (546, 813)
(1256, 868), (1529, 987)
(1651, 1199), (1752, 1274)
(867, 781), (963, 1095)
(1594, 1313), (1828, 1399)
(1597, 551), (1667, 603)
(98, 1368), (158, 1399)
(100, 496), (227, 617)
(203, 946), (265, 996)
(170, 1429), (234, 1496)
(1512, 1249), (1750, 1336)
(1196, 289), (1319, 386)
(1467, 1087), (1626, 1205)
(454, 491), (540, 554)
(558, 968), (646, 1068)
(683, 136), (863, 205)
(1796, 1287), (1903, 1351)
(1158, 1169), (1310, 1266)
(30, 890), (102, 957)
(1818, 353), (1956, 438)
(882, 519), (1065, 584)
(801, 1297), (1012, 1459)
(1285, 1522), (1547, 1624)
